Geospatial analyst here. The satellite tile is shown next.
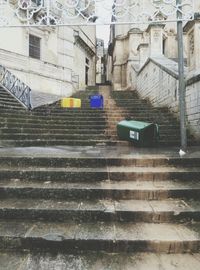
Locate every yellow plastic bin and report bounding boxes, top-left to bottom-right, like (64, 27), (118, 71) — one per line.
(61, 98), (81, 108)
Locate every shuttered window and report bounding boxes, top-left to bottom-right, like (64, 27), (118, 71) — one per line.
(29, 34), (41, 60)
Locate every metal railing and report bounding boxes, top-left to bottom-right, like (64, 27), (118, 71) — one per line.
(0, 64), (32, 110)
(0, 0), (195, 27)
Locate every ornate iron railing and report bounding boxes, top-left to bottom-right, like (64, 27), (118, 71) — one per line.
(0, 65), (32, 110)
(0, 0), (195, 27)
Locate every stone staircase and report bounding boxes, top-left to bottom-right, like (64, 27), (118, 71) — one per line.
(0, 85), (195, 147)
(0, 85), (200, 269)
(0, 146), (200, 268)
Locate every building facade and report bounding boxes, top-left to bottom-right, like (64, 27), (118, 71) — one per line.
(96, 38), (106, 84)
(0, 1), (96, 97)
(107, 1), (200, 139)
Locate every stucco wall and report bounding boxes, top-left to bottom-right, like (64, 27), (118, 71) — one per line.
(0, 11), (96, 96)
(0, 25), (74, 96)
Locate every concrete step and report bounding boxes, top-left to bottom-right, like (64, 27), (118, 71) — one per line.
(0, 197), (199, 223)
(0, 123), (106, 130)
(1, 179), (200, 200)
(0, 100), (22, 107)
(0, 137), (181, 147)
(0, 128), (107, 135)
(0, 166), (200, 182)
(2, 156), (198, 168)
(0, 103), (175, 112)
(33, 106), (168, 113)
(1, 251), (200, 270)
(0, 112), (175, 119)
(0, 132), (181, 140)
(0, 118), (107, 125)
(0, 134), (109, 140)
(0, 139), (129, 147)
(0, 117), (175, 125)
(0, 126), (180, 135)
(0, 220), (199, 253)
(0, 138), (191, 147)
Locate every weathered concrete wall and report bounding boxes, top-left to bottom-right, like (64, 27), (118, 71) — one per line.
(135, 57), (200, 139)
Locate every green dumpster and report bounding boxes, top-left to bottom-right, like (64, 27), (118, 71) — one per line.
(117, 120), (159, 146)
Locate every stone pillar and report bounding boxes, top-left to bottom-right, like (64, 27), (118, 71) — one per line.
(112, 38), (126, 90)
(113, 65), (122, 90)
(184, 17), (200, 72)
(146, 23), (165, 57)
(127, 28), (143, 90)
(137, 43), (149, 66)
(128, 28), (143, 65)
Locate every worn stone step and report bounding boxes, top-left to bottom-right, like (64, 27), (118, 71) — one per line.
(0, 100), (22, 108)
(0, 109), (107, 115)
(1, 179), (200, 200)
(0, 115), (108, 121)
(9, 108), (175, 116)
(0, 137), (183, 148)
(0, 119), (107, 126)
(0, 133), (109, 140)
(0, 107), (173, 115)
(0, 95), (23, 102)
(33, 106), (160, 113)
(34, 107), (165, 114)
(0, 127), (178, 136)
(0, 139), (128, 147)
(0, 117), (175, 126)
(0, 125), (180, 135)
(1, 251), (200, 270)
(0, 138), (190, 147)
(0, 133), (181, 141)
(33, 106), (167, 113)
(0, 220), (199, 253)
(0, 123), (106, 129)
(0, 123), (106, 130)
(0, 156), (198, 168)
(0, 102), (27, 110)
(0, 197), (199, 223)
(0, 112), (175, 120)
(0, 166), (199, 182)
(0, 128), (106, 135)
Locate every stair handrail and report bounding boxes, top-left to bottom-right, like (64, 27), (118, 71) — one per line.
(0, 64), (32, 110)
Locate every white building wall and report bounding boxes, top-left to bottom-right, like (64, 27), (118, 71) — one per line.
(0, 9), (96, 97)
(0, 26), (74, 96)
(73, 26), (96, 89)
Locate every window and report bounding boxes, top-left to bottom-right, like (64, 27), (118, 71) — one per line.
(86, 58), (89, 65)
(29, 34), (41, 60)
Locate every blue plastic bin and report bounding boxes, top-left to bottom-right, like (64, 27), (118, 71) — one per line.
(89, 95), (104, 109)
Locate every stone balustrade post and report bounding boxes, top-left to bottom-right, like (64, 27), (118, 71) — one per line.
(184, 16), (200, 72)
(146, 23), (165, 57)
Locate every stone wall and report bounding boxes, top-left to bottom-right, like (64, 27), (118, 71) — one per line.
(135, 56), (200, 139)
(186, 76), (200, 138)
